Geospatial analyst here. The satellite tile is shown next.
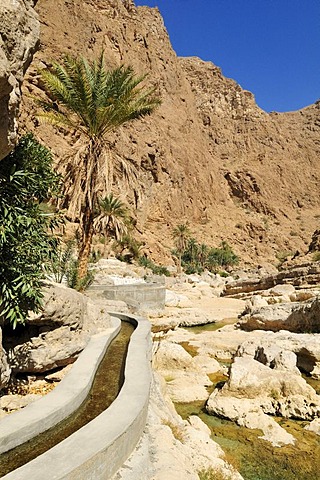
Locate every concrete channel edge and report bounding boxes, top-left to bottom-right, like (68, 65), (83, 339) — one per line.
(1, 312), (152, 480)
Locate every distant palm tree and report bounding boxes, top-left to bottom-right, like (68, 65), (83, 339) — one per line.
(188, 237), (199, 269)
(199, 243), (209, 269)
(172, 223), (191, 274)
(94, 193), (130, 255)
(39, 51), (160, 286)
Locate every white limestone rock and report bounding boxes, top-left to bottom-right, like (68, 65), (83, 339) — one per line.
(207, 357), (320, 421)
(238, 411), (295, 447)
(305, 418), (320, 435)
(153, 341), (213, 402)
(0, 393), (41, 411)
(239, 296), (320, 333)
(6, 283), (112, 374)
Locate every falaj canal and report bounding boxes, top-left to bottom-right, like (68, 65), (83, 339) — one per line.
(0, 321), (134, 477)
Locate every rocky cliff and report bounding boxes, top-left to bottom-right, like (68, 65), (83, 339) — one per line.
(18, 0), (320, 265)
(0, 0), (39, 160)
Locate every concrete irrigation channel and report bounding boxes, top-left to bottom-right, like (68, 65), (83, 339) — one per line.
(0, 313), (152, 479)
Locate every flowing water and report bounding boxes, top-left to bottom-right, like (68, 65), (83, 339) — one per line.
(0, 321), (134, 477)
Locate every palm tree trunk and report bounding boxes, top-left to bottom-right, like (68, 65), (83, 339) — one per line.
(177, 253), (182, 275)
(77, 207), (94, 289)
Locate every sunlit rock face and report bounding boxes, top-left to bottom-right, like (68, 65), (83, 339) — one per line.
(0, 0), (39, 160)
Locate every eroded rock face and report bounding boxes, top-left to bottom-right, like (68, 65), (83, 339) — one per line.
(18, 0), (320, 265)
(0, 0), (39, 160)
(224, 264), (320, 297)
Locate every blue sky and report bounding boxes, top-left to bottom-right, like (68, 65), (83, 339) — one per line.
(135, 0), (320, 112)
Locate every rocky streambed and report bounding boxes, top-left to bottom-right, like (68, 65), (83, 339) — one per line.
(150, 268), (320, 480)
(2, 259), (320, 479)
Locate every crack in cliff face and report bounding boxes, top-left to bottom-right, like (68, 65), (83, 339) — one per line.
(16, 0), (320, 264)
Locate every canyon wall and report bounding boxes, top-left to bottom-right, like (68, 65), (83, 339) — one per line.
(19, 0), (320, 264)
(0, 0), (39, 160)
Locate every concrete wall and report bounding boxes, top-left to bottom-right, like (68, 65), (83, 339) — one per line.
(88, 282), (166, 311)
(2, 313), (152, 480)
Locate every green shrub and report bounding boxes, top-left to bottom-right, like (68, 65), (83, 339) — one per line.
(0, 134), (61, 327)
(47, 239), (95, 291)
(115, 234), (142, 262)
(138, 256), (170, 276)
(312, 251), (320, 262)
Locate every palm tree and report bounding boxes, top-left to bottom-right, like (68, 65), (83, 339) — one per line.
(39, 51), (160, 285)
(187, 237), (199, 269)
(93, 193), (130, 255)
(199, 243), (209, 270)
(172, 223), (191, 274)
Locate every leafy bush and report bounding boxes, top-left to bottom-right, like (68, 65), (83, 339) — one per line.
(65, 259), (94, 291)
(207, 241), (239, 272)
(0, 134), (61, 327)
(47, 239), (95, 291)
(115, 234), (143, 262)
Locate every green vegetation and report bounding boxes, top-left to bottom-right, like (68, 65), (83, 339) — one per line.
(172, 223), (191, 274)
(312, 251), (320, 262)
(39, 51), (160, 286)
(48, 239), (94, 291)
(198, 467), (232, 480)
(115, 234), (143, 263)
(94, 193), (131, 255)
(0, 134), (61, 327)
(138, 256), (170, 276)
(172, 229), (239, 274)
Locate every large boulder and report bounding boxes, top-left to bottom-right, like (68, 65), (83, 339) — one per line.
(4, 283), (112, 374)
(239, 296), (320, 333)
(236, 331), (320, 379)
(153, 340), (219, 402)
(0, 0), (39, 160)
(207, 357), (320, 421)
